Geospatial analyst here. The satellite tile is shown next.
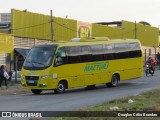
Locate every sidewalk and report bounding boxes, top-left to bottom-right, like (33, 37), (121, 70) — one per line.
(0, 81), (31, 96)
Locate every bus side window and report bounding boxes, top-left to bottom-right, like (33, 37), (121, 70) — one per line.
(128, 42), (142, 58)
(90, 44), (105, 61)
(66, 46), (81, 64)
(54, 47), (67, 66)
(80, 46), (92, 62)
(114, 43), (129, 59)
(104, 44), (115, 60)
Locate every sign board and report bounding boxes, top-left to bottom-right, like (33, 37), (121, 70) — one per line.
(77, 21), (92, 38)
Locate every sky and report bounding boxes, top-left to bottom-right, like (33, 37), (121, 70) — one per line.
(0, 0), (160, 27)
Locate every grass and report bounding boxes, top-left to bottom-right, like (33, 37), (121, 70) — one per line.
(45, 89), (160, 120)
(77, 89), (160, 112)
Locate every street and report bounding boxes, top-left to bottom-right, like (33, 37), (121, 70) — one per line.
(0, 70), (160, 111)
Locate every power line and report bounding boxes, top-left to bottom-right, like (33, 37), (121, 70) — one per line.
(11, 22), (49, 31)
(53, 20), (78, 32)
(0, 20), (136, 39)
(53, 20), (136, 38)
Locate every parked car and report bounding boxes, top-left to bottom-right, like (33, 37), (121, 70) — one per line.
(11, 71), (21, 81)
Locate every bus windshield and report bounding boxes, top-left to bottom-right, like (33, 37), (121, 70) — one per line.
(23, 45), (57, 70)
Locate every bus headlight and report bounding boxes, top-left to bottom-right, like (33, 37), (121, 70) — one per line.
(21, 83), (26, 87)
(41, 75), (49, 80)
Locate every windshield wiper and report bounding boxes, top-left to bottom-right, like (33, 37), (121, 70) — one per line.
(35, 62), (46, 67)
(25, 60), (46, 67)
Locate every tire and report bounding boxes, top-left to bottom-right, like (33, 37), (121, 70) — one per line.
(151, 71), (154, 76)
(107, 74), (119, 87)
(145, 70), (148, 76)
(31, 89), (42, 95)
(54, 81), (66, 94)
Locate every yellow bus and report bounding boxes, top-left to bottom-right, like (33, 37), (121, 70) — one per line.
(21, 37), (143, 94)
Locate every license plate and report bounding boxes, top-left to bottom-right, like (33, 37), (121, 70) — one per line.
(28, 80), (34, 83)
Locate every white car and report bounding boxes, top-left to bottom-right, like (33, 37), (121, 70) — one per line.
(11, 71), (21, 81)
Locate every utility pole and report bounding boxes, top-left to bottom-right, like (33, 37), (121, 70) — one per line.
(50, 10), (54, 41)
(135, 21), (137, 39)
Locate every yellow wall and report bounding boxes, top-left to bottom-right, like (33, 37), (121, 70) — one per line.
(92, 20), (159, 47)
(0, 33), (14, 53)
(92, 23), (123, 39)
(0, 33), (14, 60)
(12, 9), (77, 41)
(12, 9), (159, 47)
(54, 17), (77, 41)
(122, 21), (159, 47)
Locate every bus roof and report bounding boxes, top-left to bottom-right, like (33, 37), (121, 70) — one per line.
(56, 38), (141, 47)
(33, 38), (140, 48)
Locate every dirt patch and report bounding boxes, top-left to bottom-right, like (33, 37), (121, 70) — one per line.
(0, 82), (31, 96)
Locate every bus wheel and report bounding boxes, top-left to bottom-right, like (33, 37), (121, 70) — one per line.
(31, 89), (42, 95)
(54, 81), (66, 94)
(107, 74), (119, 87)
(145, 70), (148, 76)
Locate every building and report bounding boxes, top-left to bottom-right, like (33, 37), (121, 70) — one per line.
(0, 9), (159, 71)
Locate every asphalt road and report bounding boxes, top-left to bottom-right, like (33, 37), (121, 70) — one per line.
(0, 70), (160, 112)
